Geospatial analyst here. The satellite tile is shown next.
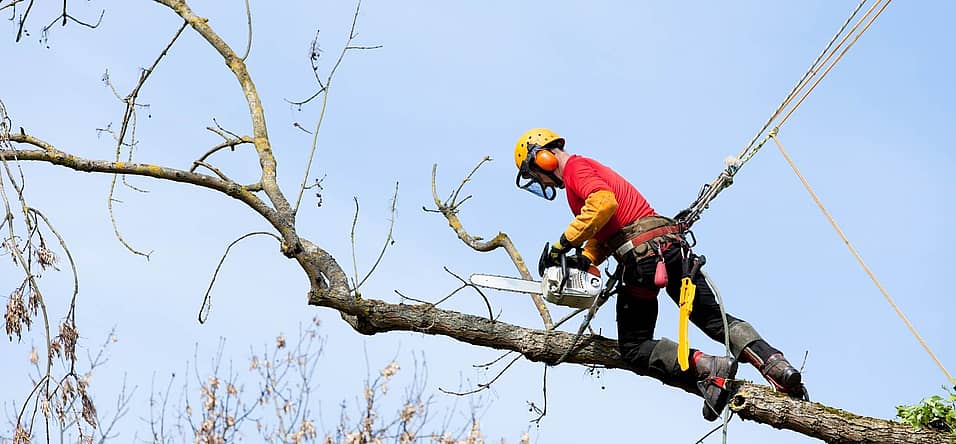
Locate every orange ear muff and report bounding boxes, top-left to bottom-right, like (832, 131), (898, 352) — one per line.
(534, 150), (558, 171)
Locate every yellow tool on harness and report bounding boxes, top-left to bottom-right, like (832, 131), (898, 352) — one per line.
(678, 275), (696, 371)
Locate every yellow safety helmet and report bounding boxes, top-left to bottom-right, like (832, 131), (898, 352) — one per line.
(513, 128), (565, 200)
(514, 128), (565, 170)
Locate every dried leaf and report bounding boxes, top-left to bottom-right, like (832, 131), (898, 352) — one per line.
(80, 391), (97, 428)
(36, 242), (59, 271)
(57, 320), (79, 362)
(5, 288), (30, 341)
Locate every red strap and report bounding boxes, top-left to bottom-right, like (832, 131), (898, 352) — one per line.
(711, 376), (727, 389)
(628, 224), (683, 248)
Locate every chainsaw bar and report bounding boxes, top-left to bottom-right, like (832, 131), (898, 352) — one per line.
(469, 274), (541, 294)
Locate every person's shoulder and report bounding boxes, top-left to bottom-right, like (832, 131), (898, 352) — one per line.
(565, 154), (602, 171)
(565, 154), (591, 167)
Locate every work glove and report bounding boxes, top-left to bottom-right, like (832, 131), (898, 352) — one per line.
(565, 253), (592, 271)
(538, 234), (573, 277)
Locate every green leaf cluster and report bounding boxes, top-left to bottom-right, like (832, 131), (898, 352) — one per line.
(896, 384), (956, 434)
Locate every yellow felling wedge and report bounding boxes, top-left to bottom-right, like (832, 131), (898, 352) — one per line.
(678, 276), (696, 371)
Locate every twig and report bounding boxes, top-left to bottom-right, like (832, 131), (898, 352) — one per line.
(0, 0), (27, 14)
(447, 157), (490, 209)
(438, 354), (522, 397)
(291, 0), (381, 216)
(121, 111), (149, 193)
(528, 365), (548, 424)
(473, 351), (513, 369)
(107, 20), (188, 259)
(189, 133), (254, 173)
(27, 208), (78, 318)
(394, 267), (496, 322)
(192, 161), (233, 182)
(14, 0), (34, 42)
(198, 231), (282, 324)
(442, 267), (493, 320)
(40, 8), (104, 43)
(349, 197), (360, 290)
(353, 182), (399, 291)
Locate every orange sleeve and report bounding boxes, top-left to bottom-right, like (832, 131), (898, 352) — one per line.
(562, 189), (618, 246)
(582, 238), (608, 266)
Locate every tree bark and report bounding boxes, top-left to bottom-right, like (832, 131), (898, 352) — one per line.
(729, 381), (950, 443)
(302, 267), (950, 444)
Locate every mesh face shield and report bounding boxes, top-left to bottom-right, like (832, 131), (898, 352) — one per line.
(515, 152), (562, 200)
(516, 171), (557, 200)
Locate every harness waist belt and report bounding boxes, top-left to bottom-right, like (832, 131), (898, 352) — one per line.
(613, 224), (684, 259)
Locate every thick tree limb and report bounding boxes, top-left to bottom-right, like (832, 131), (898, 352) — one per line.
(729, 382), (949, 443)
(307, 283), (948, 443)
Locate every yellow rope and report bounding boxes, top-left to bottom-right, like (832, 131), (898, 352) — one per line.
(770, 132), (953, 383)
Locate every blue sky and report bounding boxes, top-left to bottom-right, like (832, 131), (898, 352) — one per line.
(1, 1), (954, 442)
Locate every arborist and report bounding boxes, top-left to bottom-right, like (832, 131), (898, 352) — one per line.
(513, 128), (807, 420)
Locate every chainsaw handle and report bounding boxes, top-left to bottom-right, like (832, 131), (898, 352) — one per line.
(557, 253), (569, 296)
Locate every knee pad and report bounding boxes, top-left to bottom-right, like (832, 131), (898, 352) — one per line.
(728, 321), (762, 358)
(646, 338), (680, 379)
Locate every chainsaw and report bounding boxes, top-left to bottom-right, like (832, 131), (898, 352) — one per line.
(469, 245), (604, 309)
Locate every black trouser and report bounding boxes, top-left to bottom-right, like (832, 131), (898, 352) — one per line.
(616, 241), (778, 389)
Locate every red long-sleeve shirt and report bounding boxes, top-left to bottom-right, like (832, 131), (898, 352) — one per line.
(563, 154), (657, 246)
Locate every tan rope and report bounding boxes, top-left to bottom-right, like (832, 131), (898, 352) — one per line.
(776, 0), (892, 129)
(770, 132), (952, 383)
(737, 0), (871, 162)
(734, 1), (892, 173)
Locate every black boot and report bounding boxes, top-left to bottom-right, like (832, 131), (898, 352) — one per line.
(741, 344), (809, 400)
(694, 353), (737, 422)
(759, 353), (808, 400)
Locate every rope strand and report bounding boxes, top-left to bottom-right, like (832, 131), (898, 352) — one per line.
(775, 0), (893, 130)
(770, 133), (952, 383)
(737, 0), (870, 162)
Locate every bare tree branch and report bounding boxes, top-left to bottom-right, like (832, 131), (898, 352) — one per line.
(153, 0), (296, 232)
(290, 0), (381, 216)
(353, 182), (399, 293)
(2, 138), (286, 235)
(429, 160), (554, 329)
(189, 134), (255, 174)
(198, 231), (282, 324)
(105, 20), (188, 259)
